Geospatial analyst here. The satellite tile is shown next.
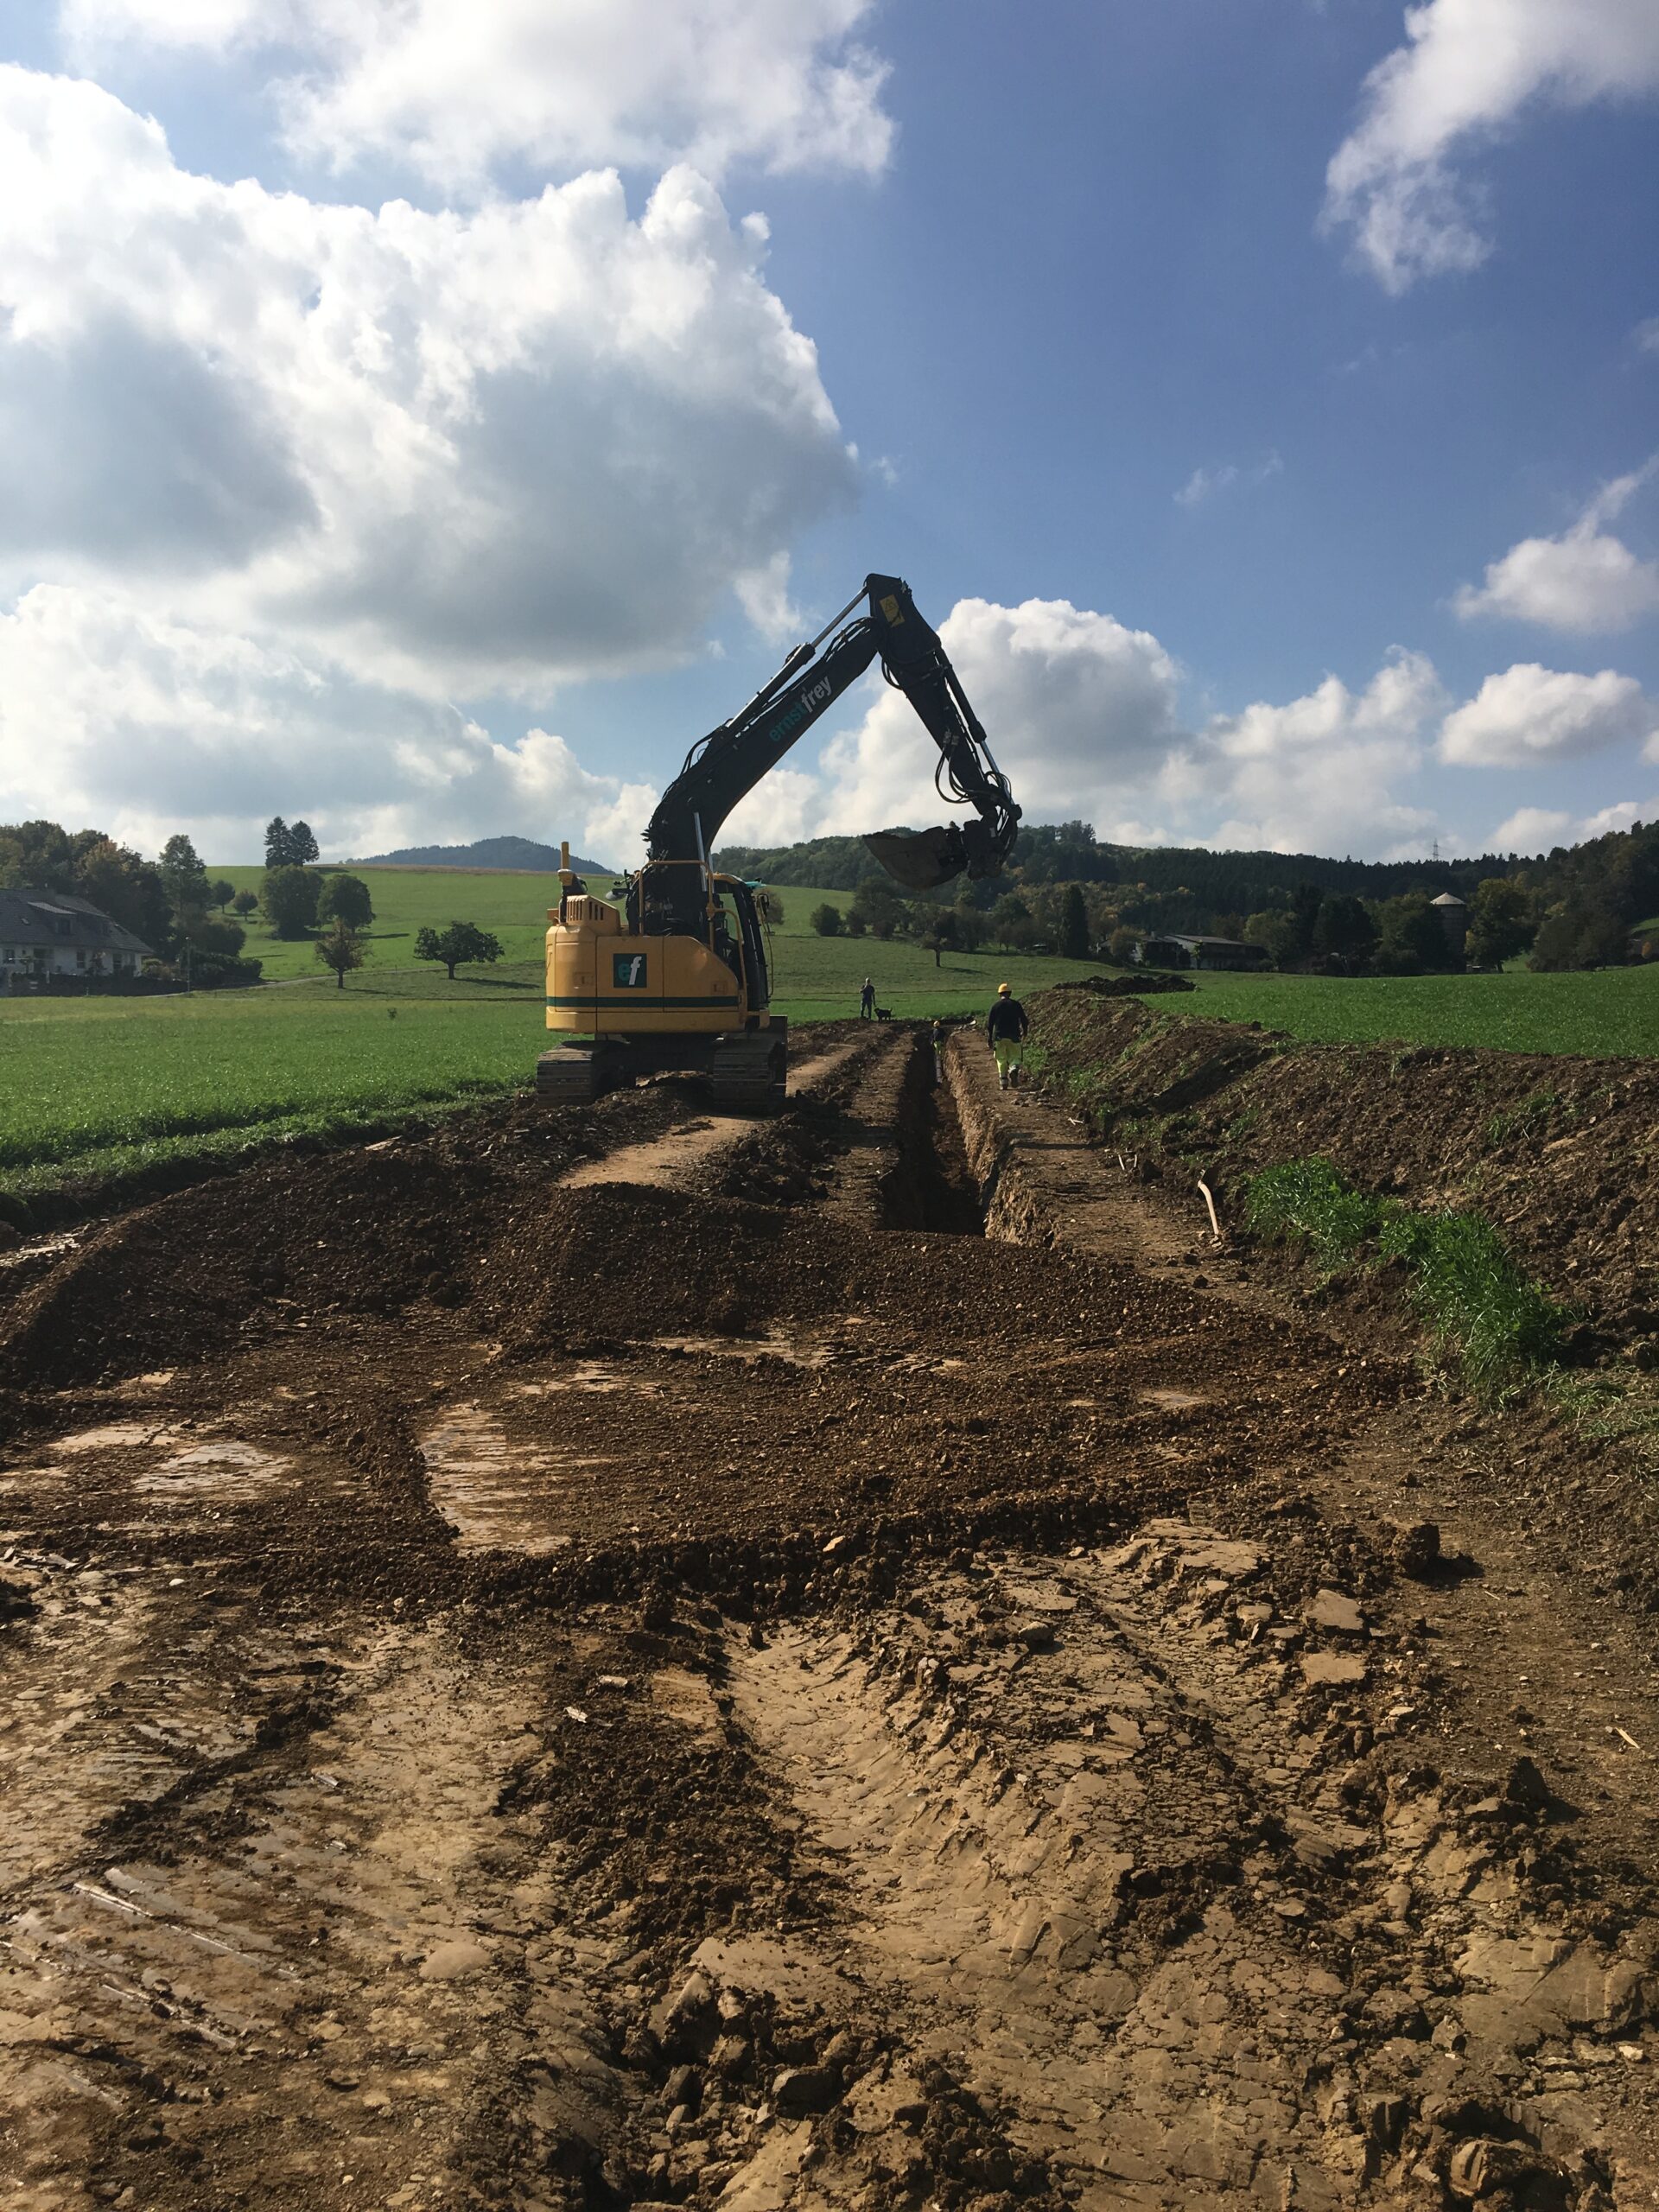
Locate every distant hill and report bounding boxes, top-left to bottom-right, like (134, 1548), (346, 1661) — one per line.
(351, 835), (615, 874)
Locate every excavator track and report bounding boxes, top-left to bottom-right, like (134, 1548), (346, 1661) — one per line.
(535, 1046), (614, 1106)
(707, 1032), (787, 1116)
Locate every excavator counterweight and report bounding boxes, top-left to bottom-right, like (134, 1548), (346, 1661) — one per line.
(537, 571), (1020, 1109)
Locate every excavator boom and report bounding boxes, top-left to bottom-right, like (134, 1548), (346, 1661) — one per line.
(645, 573), (1019, 910)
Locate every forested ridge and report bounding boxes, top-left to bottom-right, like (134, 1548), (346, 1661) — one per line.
(715, 817), (1659, 974)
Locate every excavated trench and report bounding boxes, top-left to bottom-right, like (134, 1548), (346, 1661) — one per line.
(0, 1022), (1656, 2212)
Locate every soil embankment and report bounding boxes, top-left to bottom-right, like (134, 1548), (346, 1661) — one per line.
(1026, 986), (1659, 1352)
(0, 1018), (1655, 2210)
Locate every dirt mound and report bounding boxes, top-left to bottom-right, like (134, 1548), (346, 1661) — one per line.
(1029, 988), (1659, 1342)
(1051, 969), (1195, 996)
(484, 1173), (1181, 1357)
(0, 1086), (677, 1395)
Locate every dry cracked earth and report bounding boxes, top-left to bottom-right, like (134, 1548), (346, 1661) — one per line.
(0, 1023), (1656, 2212)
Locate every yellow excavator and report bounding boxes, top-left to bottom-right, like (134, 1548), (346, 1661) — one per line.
(537, 572), (1020, 1110)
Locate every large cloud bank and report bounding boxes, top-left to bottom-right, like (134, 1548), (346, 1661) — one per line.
(0, 67), (856, 696)
(0, 584), (658, 864)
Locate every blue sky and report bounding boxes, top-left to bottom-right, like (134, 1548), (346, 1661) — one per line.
(0, 0), (1656, 863)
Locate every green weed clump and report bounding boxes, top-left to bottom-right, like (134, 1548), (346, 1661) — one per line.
(1243, 1154), (1569, 1400)
(1483, 1090), (1558, 1146)
(1376, 1208), (1571, 1402)
(1243, 1156), (1384, 1268)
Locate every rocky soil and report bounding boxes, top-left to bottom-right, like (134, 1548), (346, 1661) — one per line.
(0, 1018), (1655, 2211)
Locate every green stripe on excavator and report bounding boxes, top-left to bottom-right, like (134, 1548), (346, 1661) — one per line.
(544, 995), (742, 1009)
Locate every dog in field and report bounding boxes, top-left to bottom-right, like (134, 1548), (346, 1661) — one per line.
(874, 1006), (893, 1021)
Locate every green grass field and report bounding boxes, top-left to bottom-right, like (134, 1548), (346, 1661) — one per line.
(213, 866), (1074, 1018)
(4, 862), (1655, 1209)
(215, 862), (563, 984)
(0, 993), (538, 1206)
(1179, 963), (1659, 1058)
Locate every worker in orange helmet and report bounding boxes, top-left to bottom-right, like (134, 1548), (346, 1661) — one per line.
(986, 981), (1029, 1090)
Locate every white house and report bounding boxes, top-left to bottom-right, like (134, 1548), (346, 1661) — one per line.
(0, 888), (154, 988)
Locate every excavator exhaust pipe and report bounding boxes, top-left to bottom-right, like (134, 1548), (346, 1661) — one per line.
(863, 824), (967, 892)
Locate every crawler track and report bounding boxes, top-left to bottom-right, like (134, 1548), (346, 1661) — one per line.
(0, 1022), (1655, 2210)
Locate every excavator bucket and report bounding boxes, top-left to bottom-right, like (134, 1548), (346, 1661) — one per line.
(863, 824), (966, 892)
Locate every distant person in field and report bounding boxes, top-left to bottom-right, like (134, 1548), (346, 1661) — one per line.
(860, 977), (875, 1020)
(987, 982), (1029, 1090)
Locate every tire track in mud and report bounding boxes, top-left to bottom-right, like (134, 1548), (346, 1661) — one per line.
(0, 1617), (625, 2212)
(721, 1526), (1659, 2206)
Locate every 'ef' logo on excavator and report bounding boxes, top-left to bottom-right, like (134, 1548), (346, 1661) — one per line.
(613, 953), (647, 988)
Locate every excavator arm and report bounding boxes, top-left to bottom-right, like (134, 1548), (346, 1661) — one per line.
(644, 574), (1020, 904)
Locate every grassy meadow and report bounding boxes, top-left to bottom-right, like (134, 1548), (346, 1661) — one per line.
(0, 992), (536, 1207)
(1181, 963), (1659, 1059)
(3, 861), (1656, 1210)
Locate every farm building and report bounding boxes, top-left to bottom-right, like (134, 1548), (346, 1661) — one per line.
(0, 889), (154, 990)
(1133, 932), (1271, 973)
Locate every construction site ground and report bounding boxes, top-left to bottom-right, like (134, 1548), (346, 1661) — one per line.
(0, 1017), (1655, 2212)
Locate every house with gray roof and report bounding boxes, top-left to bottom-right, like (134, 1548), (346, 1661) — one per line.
(0, 888), (155, 990)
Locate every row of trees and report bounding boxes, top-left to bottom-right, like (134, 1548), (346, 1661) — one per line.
(732, 813), (1659, 976)
(807, 879), (1095, 964)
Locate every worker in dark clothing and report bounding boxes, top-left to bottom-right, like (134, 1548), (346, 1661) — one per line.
(986, 982), (1028, 1090)
(859, 977), (875, 1019)
(931, 1016), (946, 1083)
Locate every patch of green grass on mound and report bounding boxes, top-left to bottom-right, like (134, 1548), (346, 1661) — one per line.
(1244, 1154), (1571, 1401)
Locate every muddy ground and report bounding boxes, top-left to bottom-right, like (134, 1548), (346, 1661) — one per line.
(1, 1018), (1656, 2212)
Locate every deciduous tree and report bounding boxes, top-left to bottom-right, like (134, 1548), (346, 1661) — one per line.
(315, 919), (365, 989)
(416, 921), (504, 980)
(264, 864), (322, 938)
(318, 873), (375, 929)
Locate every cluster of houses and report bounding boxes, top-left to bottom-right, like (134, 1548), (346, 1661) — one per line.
(0, 889), (155, 994)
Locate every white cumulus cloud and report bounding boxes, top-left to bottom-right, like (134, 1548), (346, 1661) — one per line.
(716, 601), (1468, 863)
(61, 0), (893, 189)
(0, 583), (659, 863)
(1490, 805), (1573, 849)
(1454, 463), (1659, 632)
(1324, 0), (1659, 291)
(1439, 662), (1659, 766)
(0, 65), (858, 695)
(1199, 650), (1447, 855)
(815, 597), (1185, 841)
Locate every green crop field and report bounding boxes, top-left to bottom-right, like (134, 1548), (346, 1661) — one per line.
(1179, 963), (1659, 1058)
(0, 994), (537, 1208)
(0, 874), (1082, 1206)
